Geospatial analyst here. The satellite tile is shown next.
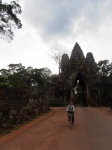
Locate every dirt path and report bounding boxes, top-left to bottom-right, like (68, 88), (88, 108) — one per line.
(0, 107), (112, 150)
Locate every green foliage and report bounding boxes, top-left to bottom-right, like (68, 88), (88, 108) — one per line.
(0, 0), (22, 41)
(29, 68), (51, 86)
(0, 63), (52, 87)
(97, 60), (112, 76)
(9, 73), (19, 87)
(0, 75), (7, 87)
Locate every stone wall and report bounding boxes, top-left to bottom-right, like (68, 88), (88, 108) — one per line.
(0, 86), (50, 133)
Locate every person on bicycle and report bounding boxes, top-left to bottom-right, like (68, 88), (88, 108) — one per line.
(66, 100), (75, 125)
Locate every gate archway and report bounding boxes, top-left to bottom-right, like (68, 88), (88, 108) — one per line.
(73, 73), (87, 106)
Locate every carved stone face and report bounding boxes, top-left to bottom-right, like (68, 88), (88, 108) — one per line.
(70, 43), (85, 72)
(61, 54), (70, 73)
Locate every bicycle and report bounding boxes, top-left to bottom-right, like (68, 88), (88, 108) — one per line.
(68, 113), (73, 129)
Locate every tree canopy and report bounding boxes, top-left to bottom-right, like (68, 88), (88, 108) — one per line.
(97, 60), (112, 76)
(0, 63), (52, 87)
(0, 0), (22, 41)
(50, 44), (69, 74)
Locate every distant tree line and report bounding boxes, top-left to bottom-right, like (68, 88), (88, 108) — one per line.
(0, 63), (52, 87)
(97, 60), (112, 82)
(0, 60), (112, 88)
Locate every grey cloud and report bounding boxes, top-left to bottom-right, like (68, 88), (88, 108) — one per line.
(22, 0), (112, 41)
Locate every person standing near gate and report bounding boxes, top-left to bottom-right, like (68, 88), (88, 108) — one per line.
(66, 101), (75, 125)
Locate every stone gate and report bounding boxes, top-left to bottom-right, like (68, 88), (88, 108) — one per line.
(50, 42), (112, 106)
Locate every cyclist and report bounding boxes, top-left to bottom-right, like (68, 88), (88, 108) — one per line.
(66, 100), (75, 125)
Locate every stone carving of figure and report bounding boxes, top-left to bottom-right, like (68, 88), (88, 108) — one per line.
(61, 54), (70, 74)
(70, 42), (85, 72)
(85, 52), (97, 74)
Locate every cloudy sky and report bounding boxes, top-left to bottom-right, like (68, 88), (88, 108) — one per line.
(1, 0), (112, 74)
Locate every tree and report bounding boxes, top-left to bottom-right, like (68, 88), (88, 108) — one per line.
(0, 63), (52, 87)
(8, 63), (25, 74)
(8, 63), (29, 87)
(0, 68), (10, 87)
(29, 68), (51, 86)
(50, 44), (69, 74)
(0, 0), (22, 41)
(0, 74), (7, 87)
(0, 68), (10, 79)
(97, 60), (112, 76)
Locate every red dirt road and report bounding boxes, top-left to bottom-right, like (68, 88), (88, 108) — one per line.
(0, 107), (112, 150)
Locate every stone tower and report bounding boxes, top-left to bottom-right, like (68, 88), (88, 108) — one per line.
(61, 54), (70, 74)
(59, 42), (99, 106)
(50, 42), (112, 107)
(70, 42), (85, 73)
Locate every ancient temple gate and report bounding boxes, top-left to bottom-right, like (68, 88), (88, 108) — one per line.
(50, 42), (112, 106)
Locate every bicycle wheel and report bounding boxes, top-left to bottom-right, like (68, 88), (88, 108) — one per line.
(68, 114), (72, 129)
(69, 120), (72, 129)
